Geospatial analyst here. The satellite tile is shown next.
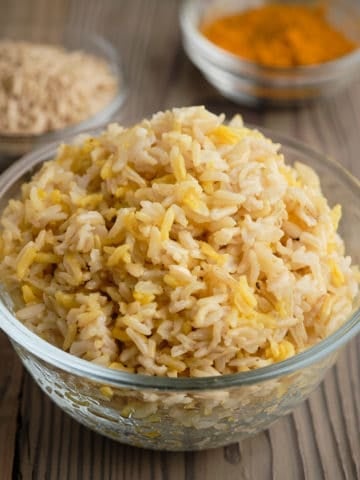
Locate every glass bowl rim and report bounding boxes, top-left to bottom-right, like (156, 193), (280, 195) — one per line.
(180, 0), (360, 82)
(0, 27), (128, 142)
(0, 125), (359, 391)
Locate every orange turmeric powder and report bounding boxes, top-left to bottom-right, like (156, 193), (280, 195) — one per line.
(202, 4), (357, 68)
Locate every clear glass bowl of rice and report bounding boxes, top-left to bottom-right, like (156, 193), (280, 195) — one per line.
(180, 0), (360, 106)
(0, 108), (359, 451)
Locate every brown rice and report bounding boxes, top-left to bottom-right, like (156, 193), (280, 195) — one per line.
(0, 106), (358, 377)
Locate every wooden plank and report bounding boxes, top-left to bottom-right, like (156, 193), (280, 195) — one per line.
(0, 333), (24, 480)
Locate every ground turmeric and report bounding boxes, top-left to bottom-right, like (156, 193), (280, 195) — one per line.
(202, 4), (357, 68)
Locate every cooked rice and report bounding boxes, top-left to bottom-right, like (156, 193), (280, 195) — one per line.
(0, 106), (358, 377)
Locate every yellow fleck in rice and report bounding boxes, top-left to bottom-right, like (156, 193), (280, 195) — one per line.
(99, 386), (114, 399)
(22, 285), (36, 304)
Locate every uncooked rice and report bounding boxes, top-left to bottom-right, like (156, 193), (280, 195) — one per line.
(0, 40), (117, 135)
(0, 106), (358, 377)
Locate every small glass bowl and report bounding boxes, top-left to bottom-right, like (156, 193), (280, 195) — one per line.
(180, 0), (360, 106)
(0, 129), (359, 451)
(0, 27), (127, 159)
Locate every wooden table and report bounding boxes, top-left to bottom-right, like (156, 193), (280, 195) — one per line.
(1, 1), (359, 478)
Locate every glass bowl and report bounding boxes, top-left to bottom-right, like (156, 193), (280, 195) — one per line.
(0, 129), (359, 451)
(180, 0), (360, 106)
(0, 26), (127, 159)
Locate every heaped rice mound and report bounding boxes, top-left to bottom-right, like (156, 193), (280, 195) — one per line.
(0, 106), (358, 377)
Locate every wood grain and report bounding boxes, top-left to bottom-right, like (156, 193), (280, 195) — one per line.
(0, 0), (359, 479)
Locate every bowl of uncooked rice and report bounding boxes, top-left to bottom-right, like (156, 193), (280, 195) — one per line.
(0, 29), (125, 157)
(0, 106), (359, 450)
